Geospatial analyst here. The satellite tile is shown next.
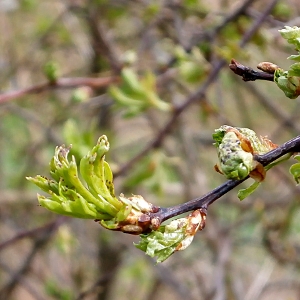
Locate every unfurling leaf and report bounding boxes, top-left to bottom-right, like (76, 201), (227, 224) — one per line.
(274, 68), (300, 99)
(109, 67), (171, 117)
(135, 209), (206, 263)
(27, 135), (158, 234)
(274, 26), (300, 99)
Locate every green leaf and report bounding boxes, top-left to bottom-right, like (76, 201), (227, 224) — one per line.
(135, 225), (185, 263)
(238, 153), (293, 200)
(274, 69), (300, 99)
(288, 54), (300, 61)
(290, 163), (300, 184)
(27, 136), (124, 219)
(288, 63), (300, 77)
(279, 26), (300, 41)
(238, 181), (261, 201)
(212, 128), (226, 147)
(135, 210), (205, 263)
(293, 154), (300, 162)
(213, 126), (256, 180)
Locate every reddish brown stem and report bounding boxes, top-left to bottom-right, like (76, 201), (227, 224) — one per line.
(0, 76), (119, 104)
(150, 135), (300, 226)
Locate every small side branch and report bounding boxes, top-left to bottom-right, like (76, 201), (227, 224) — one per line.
(150, 135), (300, 225)
(229, 59), (275, 82)
(0, 76), (119, 105)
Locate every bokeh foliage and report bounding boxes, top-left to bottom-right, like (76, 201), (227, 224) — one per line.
(1, 1), (300, 299)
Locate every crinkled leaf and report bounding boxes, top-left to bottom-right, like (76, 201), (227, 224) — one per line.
(275, 26), (300, 99)
(212, 128), (226, 147)
(274, 69), (300, 99)
(135, 228), (184, 263)
(279, 26), (300, 43)
(288, 63), (300, 77)
(135, 218), (190, 263)
(27, 135), (125, 219)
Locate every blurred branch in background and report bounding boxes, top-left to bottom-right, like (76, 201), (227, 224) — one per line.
(0, 76), (119, 104)
(2, 0), (300, 299)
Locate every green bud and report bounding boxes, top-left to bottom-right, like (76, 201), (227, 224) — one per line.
(274, 69), (300, 99)
(217, 131), (254, 180)
(213, 126), (276, 181)
(71, 87), (92, 103)
(43, 61), (59, 82)
(121, 50), (137, 65)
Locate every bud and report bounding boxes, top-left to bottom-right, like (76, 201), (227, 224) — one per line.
(43, 61), (59, 83)
(257, 62), (280, 74)
(213, 126), (277, 181)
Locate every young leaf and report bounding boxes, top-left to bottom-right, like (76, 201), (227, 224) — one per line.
(27, 136), (158, 234)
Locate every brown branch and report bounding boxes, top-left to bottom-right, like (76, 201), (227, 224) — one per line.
(85, 8), (122, 74)
(0, 76), (119, 104)
(150, 135), (300, 225)
(239, 0), (279, 47)
(229, 59), (275, 82)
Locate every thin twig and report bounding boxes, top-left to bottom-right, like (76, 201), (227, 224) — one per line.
(239, 0), (279, 47)
(0, 76), (118, 105)
(165, 0), (257, 68)
(85, 8), (122, 73)
(229, 59), (275, 82)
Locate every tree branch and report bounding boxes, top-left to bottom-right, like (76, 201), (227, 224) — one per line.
(150, 135), (300, 224)
(165, 0), (257, 68)
(0, 76), (118, 105)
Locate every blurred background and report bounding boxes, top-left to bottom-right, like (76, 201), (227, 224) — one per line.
(1, 0), (300, 299)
